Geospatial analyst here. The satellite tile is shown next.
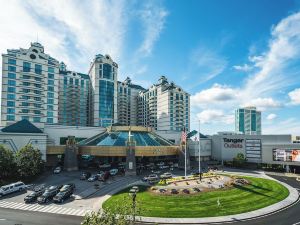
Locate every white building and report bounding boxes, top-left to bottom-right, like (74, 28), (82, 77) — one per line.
(235, 106), (261, 135)
(138, 76), (190, 132)
(1, 42), (60, 127)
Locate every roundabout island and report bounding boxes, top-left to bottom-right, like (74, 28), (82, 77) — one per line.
(103, 173), (290, 219)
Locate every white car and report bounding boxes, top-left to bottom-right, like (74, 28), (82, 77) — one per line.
(147, 174), (159, 181)
(53, 167), (62, 174)
(0, 182), (26, 197)
(160, 172), (173, 179)
(156, 162), (165, 166)
(159, 165), (169, 170)
(109, 169), (118, 176)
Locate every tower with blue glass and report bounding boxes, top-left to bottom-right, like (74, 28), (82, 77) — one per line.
(88, 54), (118, 127)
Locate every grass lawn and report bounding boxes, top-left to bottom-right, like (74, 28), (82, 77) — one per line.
(102, 177), (289, 218)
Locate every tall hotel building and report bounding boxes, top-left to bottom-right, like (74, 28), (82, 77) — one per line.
(58, 62), (91, 126)
(117, 77), (145, 126)
(138, 76), (190, 131)
(88, 54), (118, 127)
(235, 106), (262, 135)
(1, 42), (59, 126)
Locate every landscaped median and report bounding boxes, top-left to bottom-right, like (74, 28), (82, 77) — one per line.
(102, 176), (289, 218)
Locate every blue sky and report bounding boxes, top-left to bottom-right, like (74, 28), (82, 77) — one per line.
(0, 0), (299, 135)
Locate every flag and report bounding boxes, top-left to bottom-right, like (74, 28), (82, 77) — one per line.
(181, 127), (187, 143)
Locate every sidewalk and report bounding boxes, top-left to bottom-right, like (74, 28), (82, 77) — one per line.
(135, 173), (299, 224)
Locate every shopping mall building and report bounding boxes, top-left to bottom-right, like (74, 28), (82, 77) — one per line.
(1, 120), (299, 173)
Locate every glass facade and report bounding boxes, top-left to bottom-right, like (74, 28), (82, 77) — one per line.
(99, 80), (114, 127)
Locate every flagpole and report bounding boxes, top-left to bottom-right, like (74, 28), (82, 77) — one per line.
(198, 120), (201, 176)
(185, 136), (187, 178)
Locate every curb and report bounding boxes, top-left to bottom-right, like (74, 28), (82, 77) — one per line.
(135, 175), (299, 224)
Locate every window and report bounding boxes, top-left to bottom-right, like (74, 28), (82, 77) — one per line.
(6, 115), (15, 121)
(7, 94), (15, 100)
(33, 117), (41, 122)
(8, 66), (16, 72)
(8, 73), (16, 79)
(8, 58), (16, 65)
(47, 118), (53, 123)
(103, 63), (112, 79)
(23, 75), (30, 79)
(7, 87), (15, 93)
(34, 83), (41, 88)
(23, 82), (30, 86)
(75, 79), (79, 85)
(64, 77), (67, 84)
(22, 96), (30, 100)
(47, 92), (54, 98)
(21, 109), (29, 113)
(48, 67), (54, 73)
(33, 90), (41, 94)
(7, 108), (15, 114)
(35, 64), (42, 74)
(47, 105), (53, 110)
(35, 77), (42, 82)
(34, 97), (41, 101)
(34, 110), (41, 115)
(8, 80), (16, 86)
(7, 101), (15, 107)
(33, 103), (41, 108)
(48, 86), (54, 92)
(48, 73), (54, 79)
(47, 111), (53, 117)
(81, 80), (84, 86)
(21, 102), (29, 106)
(69, 78), (73, 84)
(21, 116), (29, 120)
(23, 62), (31, 72)
(47, 99), (54, 104)
(22, 89), (30, 93)
(48, 80), (54, 85)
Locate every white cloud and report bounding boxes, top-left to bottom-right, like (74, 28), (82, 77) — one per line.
(191, 11), (300, 126)
(233, 64), (252, 72)
(288, 88), (300, 105)
(197, 110), (234, 125)
(136, 2), (168, 57)
(191, 84), (236, 107)
(266, 113), (277, 120)
(264, 118), (300, 135)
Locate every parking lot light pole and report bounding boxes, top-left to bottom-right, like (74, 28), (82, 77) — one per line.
(129, 189), (137, 223)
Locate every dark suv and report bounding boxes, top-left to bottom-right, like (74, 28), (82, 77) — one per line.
(53, 184), (75, 203)
(24, 189), (44, 203)
(80, 172), (91, 180)
(37, 185), (61, 204)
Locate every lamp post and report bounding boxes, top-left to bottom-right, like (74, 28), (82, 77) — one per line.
(129, 186), (139, 223)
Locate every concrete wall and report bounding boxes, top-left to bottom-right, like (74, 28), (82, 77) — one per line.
(188, 139), (212, 157)
(0, 132), (47, 160)
(44, 125), (105, 145)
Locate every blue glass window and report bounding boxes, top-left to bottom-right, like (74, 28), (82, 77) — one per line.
(47, 105), (53, 110)
(8, 73), (16, 79)
(34, 103), (41, 108)
(48, 80), (54, 85)
(8, 58), (16, 65)
(23, 62), (31, 72)
(8, 66), (16, 72)
(34, 83), (41, 88)
(35, 77), (42, 82)
(22, 96), (30, 100)
(23, 82), (30, 86)
(64, 77), (67, 84)
(23, 89), (30, 93)
(75, 79), (79, 85)
(34, 90), (41, 94)
(47, 99), (54, 104)
(47, 111), (53, 117)
(7, 108), (15, 114)
(7, 87), (15, 93)
(21, 116), (29, 120)
(34, 110), (41, 115)
(102, 64), (112, 79)
(8, 80), (16, 86)
(48, 67), (54, 73)
(47, 92), (54, 98)
(23, 75), (30, 79)
(99, 80), (114, 125)
(47, 118), (53, 123)
(48, 73), (54, 79)
(7, 101), (15, 107)
(21, 102), (29, 106)
(48, 86), (54, 91)
(21, 109), (29, 113)
(34, 97), (41, 101)
(6, 115), (15, 121)
(7, 94), (15, 100)
(33, 117), (41, 122)
(35, 64), (42, 74)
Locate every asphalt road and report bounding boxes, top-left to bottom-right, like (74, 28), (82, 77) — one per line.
(0, 207), (82, 225)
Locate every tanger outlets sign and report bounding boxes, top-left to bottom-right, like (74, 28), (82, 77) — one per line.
(223, 138), (244, 148)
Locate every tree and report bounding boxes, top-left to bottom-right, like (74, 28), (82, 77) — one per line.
(82, 198), (142, 225)
(233, 153), (247, 167)
(0, 145), (15, 180)
(15, 144), (44, 179)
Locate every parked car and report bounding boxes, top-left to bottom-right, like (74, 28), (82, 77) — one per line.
(160, 172), (173, 179)
(53, 185), (74, 203)
(182, 189), (190, 194)
(80, 172), (91, 180)
(53, 167), (62, 174)
(171, 189), (178, 194)
(147, 174), (159, 182)
(88, 175), (98, 182)
(37, 185), (61, 204)
(97, 171), (105, 177)
(159, 165), (169, 170)
(0, 182), (27, 198)
(109, 169), (118, 176)
(99, 163), (111, 169)
(24, 189), (44, 203)
(157, 162), (165, 166)
(159, 189), (166, 193)
(193, 187), (201, 192)
(99, 171), (110, 181)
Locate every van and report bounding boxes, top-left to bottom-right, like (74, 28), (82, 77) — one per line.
(0, 182), (27, 197)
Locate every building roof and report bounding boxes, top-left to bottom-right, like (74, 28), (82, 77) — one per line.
(1, 119), (43, 133)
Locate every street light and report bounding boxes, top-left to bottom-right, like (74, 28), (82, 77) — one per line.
(129, 186), (139, 223)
